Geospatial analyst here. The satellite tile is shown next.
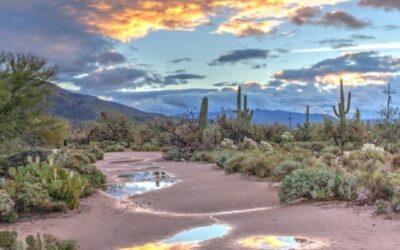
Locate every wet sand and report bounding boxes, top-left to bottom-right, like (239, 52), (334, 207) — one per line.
(1, 151), (400, 249)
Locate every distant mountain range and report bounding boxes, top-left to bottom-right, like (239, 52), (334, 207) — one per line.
(208, 109), (333, 126)
(48, 84), (162, 122)
(48, 85), (332, 125)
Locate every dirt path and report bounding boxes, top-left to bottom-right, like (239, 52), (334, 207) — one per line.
(2, 152), (400, 249)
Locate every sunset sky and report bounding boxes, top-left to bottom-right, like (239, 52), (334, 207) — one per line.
(2, 0), (400, 117)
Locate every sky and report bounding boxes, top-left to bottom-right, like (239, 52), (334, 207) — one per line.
(2, 0), (400, 118)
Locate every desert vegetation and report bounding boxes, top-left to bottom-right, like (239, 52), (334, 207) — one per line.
(0, 52), (106, 230)
(71, 77), (400, 216)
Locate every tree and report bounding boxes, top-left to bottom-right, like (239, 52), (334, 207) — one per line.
(0, 52), (68, 147)
(87, 111), (133, 146)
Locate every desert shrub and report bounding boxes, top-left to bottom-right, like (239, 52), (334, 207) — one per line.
(4, 163), (88, 213)
(281, 132), (295, 143)
(361, 143), (385, 152)
(26, 233), (77, 250)
(220, 138), (237, 150)
(279, 167), (356, 204)
(0, 189), (18, 223)
(241, 154), (270, 177)
(86, 143), (104, 160)
(240, 137), (258, 150)
(162, 147), (190, 161)
(347, 150), (388, 169)
(392, 154), (400, 170)
(224, 153), (246, 173)
(354, 160), (392, 203)
(104, 143), (124, 153)
(299, 141), (326, 153)
(259, 141), (273, 153)
(190, 151), (215, 163)
(0, 231), (18, 249)
(273, 160), (302, 180)
(320, 153), (338, 167)
(213, 150), (236, 169)
(321, 146), (341, 156)
(384, 143), (400, 154)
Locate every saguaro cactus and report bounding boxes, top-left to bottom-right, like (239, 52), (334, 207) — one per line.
(298, 105), (311, 131)
(332, 79), (351, 147)
(297, 105), (311, 141)
(355, 108), (361, 123)
(236, 86), (253, 122)
(198, 96), (208, 133)
(237, 85), (242, 115)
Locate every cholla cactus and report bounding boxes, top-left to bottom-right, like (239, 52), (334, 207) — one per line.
(220, 138), (237, 150)
(241, 137), (258, 150)
(281, 131), (294, 142)
(362, 143), (385, 152)
(0, 190), (15, 217)
(259, 141), (273, 153)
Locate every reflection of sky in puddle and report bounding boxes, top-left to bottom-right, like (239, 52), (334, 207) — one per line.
(238, 235), (321, 250)
(107, 171), (178, 198)
(120, 224), (231, 250)
(163, 224), (231, 244)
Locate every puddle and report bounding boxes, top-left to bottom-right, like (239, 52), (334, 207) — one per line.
(238, 235), (324, 250)
(120, 224), (231, 250)
(106, 171), (178, 198)
(110, 159), (143, 164)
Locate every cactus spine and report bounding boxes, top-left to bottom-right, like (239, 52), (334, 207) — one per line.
(199, 97), (208, 133)
(332, 79), (351, 147)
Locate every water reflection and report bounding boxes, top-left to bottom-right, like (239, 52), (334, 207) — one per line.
(238, 235), (322, 249)
(120, 224), (231, 250)
(106, 171), (178, 198)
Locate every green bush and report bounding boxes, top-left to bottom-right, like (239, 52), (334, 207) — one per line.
(241, 154), (270, 177)
(86, 143), (104, 160)
(0, 231), (18, 250)
(279, 167), (356, 204)
(391, 154), (400, 169)
(0, 189), (18, 223)
(273, 160), (302, 180)
(104, 143), (125, 153)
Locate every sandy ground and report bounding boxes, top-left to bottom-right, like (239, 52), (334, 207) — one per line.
(1, 151), (400, 250)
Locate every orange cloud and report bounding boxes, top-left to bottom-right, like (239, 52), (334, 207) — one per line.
(69, 0), (349, 42)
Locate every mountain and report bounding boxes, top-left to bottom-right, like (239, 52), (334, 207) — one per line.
(48, 85), (162, 122)
(251, 109), (333, 125)
(208, 109), (333, 126)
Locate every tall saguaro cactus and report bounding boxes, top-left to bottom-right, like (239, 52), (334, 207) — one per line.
(236, 86), (253, 122)
(332, 79), (351, 147)
(198, 96), (208, 133)
(297, 105), (311, 141)
(237, 85), (242, 115)
(355, 108), (361, 123)
(298, 105), (311, 131)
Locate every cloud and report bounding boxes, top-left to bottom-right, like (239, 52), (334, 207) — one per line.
(322, 10), (369, 29)
(163, 73), (206, 85)
(292, 42), (400, 53)
(170, 57), (192, 64)
(359, 0), (400, 10)
(105, 80), (395, 118)
(274, 51), (400, 88)
(96, 51), (126, 65)
(351, 34), (375, 40)
(63, 0), (349, 41)
(0, 0), (112, 77)
(291, 7), (370, 29)
(317, 38), (356, 49)
(210, 49), (268, 66)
